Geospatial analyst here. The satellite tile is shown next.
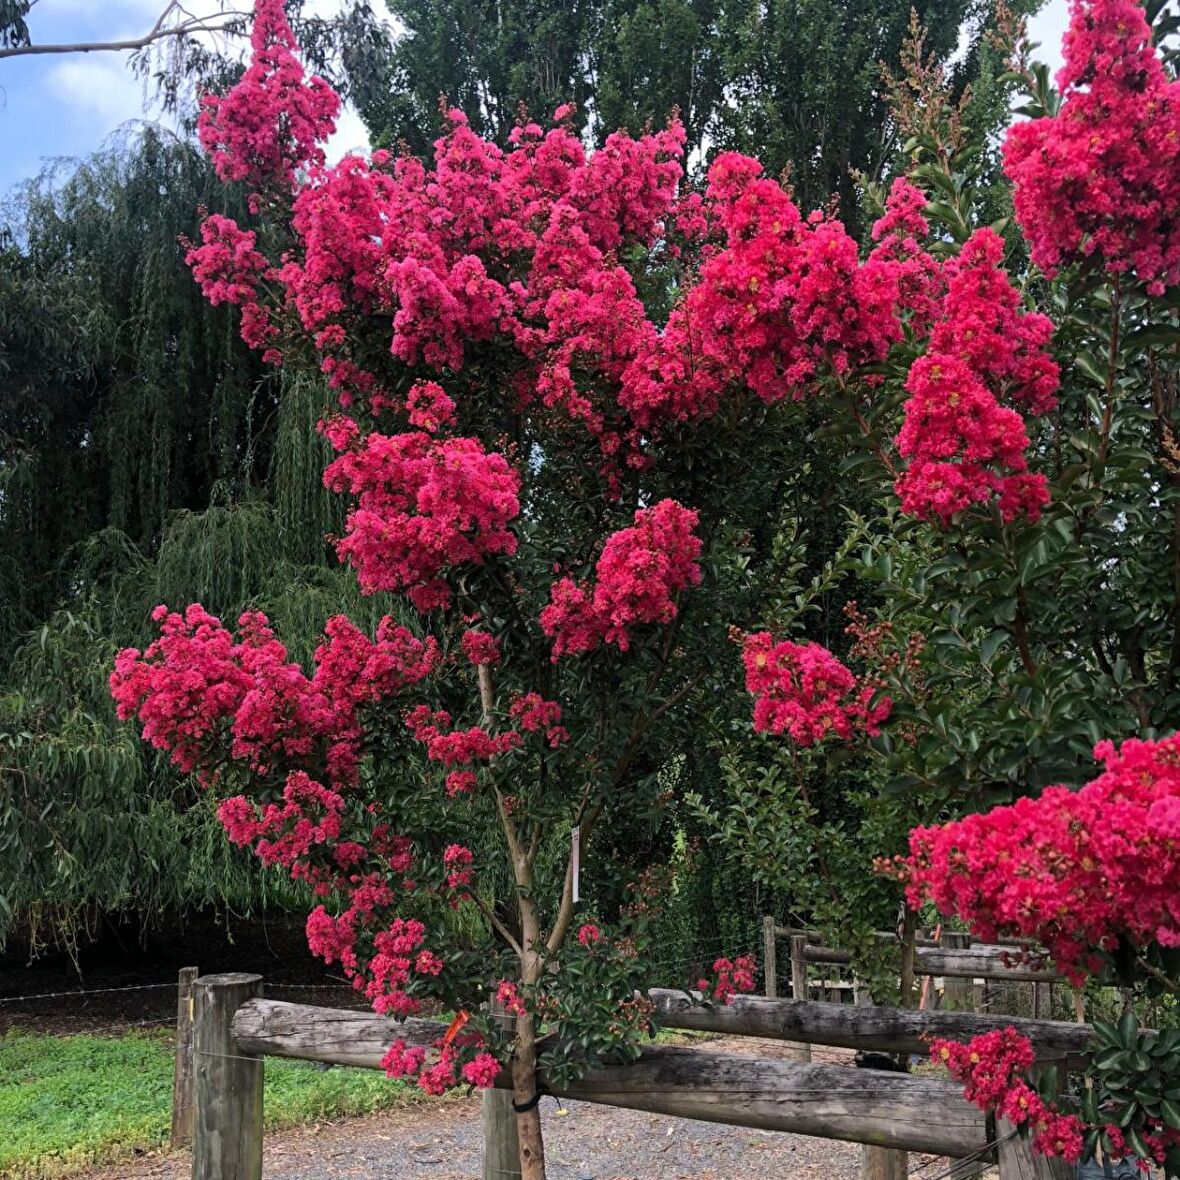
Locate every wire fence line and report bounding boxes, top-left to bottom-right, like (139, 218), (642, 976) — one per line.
(0, 980), (180, 1004)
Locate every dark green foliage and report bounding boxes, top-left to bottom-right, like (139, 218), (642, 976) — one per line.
(0, 132), (364, 955)
(359, 0), (1041, 222)
(0, 128), (270, 653)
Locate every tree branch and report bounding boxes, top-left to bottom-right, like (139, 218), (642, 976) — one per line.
(0, 4), (247, 59)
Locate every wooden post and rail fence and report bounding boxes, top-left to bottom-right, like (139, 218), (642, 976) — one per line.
(174, 963), (1093, 1180)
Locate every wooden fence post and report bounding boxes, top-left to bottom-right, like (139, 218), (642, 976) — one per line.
(939, 934), (983, 1180)
(941, 933), (975, 1013)
(997, 1119), (1072, 1180)
(483, 998), (520, 1180)
(855, 986), (907, 1180)
(763, 916), (778, 999)
(193, 973), (263, 1180)
(789, 936), (812, 1063)
(1033, 982), (1053, 1020)
(171, 966), (199, 1148)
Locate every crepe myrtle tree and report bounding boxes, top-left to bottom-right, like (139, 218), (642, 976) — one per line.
(108, 0), (1180, 1175)
(872, 2), (1180, 1173)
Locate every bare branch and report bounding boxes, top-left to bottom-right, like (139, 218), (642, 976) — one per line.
(0, 4), (249, 60)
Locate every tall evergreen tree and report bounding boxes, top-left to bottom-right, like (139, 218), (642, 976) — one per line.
(360, 0), (1039, 218)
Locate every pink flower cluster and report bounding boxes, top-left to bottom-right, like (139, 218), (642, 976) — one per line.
(187, 7), (962, 475)
(894, 229), (1057, 524)
(251, 96), (690, 440)
(406, 380), (458, 433)
(183, 214), (279, 358)
(110, 605), (439, 787)
(697, 955), (757, 1004)
(196, 0), (339, 194)
(576, 923), (601, 947)
(322, 430), (521, 609)
(306, 900), (451, 1019)
(1003, 0), (1180, 294)
(217, 771), (342, 867)
(508, 692), (568, 747)
(742, 633), (891, 746)
(931, 1029), (1085, 1162)
(620, 157), (928, 428)
(898, 733), (1180, 984)
(541, 499), (701, 659)
(405, 705), (522, 768)
(380, 1036), (501, 1095)
(495, 979), (527, 1016)
(460, 629), (500, 666)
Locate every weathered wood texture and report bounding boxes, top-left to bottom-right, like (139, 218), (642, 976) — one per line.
(194, 973), (263, 1180)
(232, 999), (989, 1157)
(802, 942), (1063, 982)
(763, 916), (778, 1000)
(777, 928), (1035, 951)
(863, 1144), (908, 1180)
(938, 939), (985, 1179)
(788, 936), (814, 1063)
(648, 990), (1093, 1065)
(482, 998), (520, 1180)
(941, 933), (977, 1012)
(170, 966), (198, 1149)
(997, 1119), (1073, 1180)
(856, 987), (908, 1180)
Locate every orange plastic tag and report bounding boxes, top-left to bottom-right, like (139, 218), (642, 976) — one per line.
(443, 1009), (470, 1045)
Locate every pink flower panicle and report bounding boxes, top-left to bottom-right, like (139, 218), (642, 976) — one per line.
(898, 734), (1180, 985)
(197, 0), (340, 193)
(323, 431), (521, 610)
(894, 229), (1057, 525)
(404, 704), (522, 769)
(576, 923), (601, 947)
(931, 1030), (1085, 1163)
(183, 214), (279, 356)
(541, 499), (702, 659)
(460, 629), (501, 666)
(508, 692), (568, 747)
(110, 605), (438, 794)
(742, 633), (891, 746)
(406, 380), (458, 433)
(1003, 0), (1180, 294)
(699, 955), (757, 1004)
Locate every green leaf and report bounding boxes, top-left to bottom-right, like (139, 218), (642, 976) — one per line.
(1119, 1008), (1140, 1044)
(979, 630), (1007, 668)
(1161, 1099), (1180, 1130)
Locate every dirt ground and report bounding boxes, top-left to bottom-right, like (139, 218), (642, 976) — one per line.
(74, 1094), (871, 1180)
(70, 1041), (964, 1180)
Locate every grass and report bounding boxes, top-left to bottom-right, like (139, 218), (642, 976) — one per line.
(0, 1027), (430, 1179)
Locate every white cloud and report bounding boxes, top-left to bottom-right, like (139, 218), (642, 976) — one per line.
(47, 55), (147, 129)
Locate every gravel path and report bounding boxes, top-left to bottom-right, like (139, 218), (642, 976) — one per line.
(81, 1096), (865, 1180)
(76, 1040), (954, 1180)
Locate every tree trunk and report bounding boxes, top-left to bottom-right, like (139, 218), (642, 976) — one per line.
(511, 1013), (546, 1179)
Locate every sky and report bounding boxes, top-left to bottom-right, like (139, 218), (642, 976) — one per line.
(0, 0), (1072, 198)
(0, 0), (374, 194)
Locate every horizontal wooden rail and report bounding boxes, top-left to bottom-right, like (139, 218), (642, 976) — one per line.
(774, 928), (1036, 951)
(649, 991), (1092, 1065)
(232, 999), (990, 1157)
(800, 943), (1062, 983)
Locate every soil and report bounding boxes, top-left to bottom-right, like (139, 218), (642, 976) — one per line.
(67, 1041), (968, 1180)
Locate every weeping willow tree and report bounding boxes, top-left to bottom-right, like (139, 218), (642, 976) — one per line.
(0, 130), (379, 956)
